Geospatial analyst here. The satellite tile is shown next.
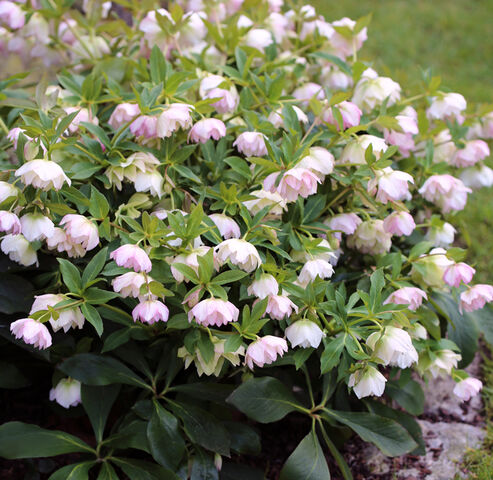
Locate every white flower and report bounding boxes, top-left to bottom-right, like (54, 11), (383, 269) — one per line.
(215, 239), (262, 273)
(352, 71), (401, 112)
(286, 320), (325, 348)
(348, 365), (387, 399)
(247, 274), (278, 299)
(339, 135), (388, 165)
(19, 213), (54, 242)
(425, 222), (456, 247)
(245, 28), (273, 51)
(298, 259), (334, 286)
(134, 171), (164, 198)
(243, 189), (287, 216)
(209, 214), (241, 239)
(423, 349), (462, 379)
(297, 147), (334, 179)
(427, 92), (466, 121)
(1, 234), (38, 266)
(112, 272), (150, 299)
(30, 294), (84, 333)
(459, 164), (493, 189)
(60, 214), (99, 251)
(265, 294), (298, 320)
(366, 326), (418, 368)
(15, 160), (70, 191)
(0, 181), (18, 203)
(453, 377), (483, 402)
(49, 378), (81, 409)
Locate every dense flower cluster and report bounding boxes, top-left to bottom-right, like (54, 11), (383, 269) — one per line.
(0, 0), (491, 476)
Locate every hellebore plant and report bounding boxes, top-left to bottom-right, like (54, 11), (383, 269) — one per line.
(0, 0), (492, 478)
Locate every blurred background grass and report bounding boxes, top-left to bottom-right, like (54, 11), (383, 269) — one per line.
(314, 0), (493, 283)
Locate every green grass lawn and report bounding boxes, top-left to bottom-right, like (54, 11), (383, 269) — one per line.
(315, 0), (493, 283)
(315, 1), (493, 477)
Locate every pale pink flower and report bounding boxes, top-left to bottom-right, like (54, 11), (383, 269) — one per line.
(298, 259), (334, 286)
(30, 294), (84, 333)
(7, 127), (28, 149)
(134, 171), (164, 198)
(383, 211), (416, 236)
(384, 287), (428, 311)
(49, 378), (81, 409)
(110, 244), (152, 273)
(384, 110), (418, 157)
(268, 0), (283, 12)
(460, 284), (493, 312)
(209, 214), (241, 239)
(427, 93), (466, 121)
(265, 294), (298, 320)
(108, 103), (141, 130)
(132, 300), (169, 324)
(300, 18), (334, 41)
(1, 234), (38, 266)
(352, 70), (401, 112)
(347, 220), (392, 255)
(443, 263), (475, 288)
(200, 75), (238, 114)
(368, 167), (413, 204)
(15, 159), (70, 191)
(188, 119), (226, 143)
(327, 213), (361, 238)
(264, 168), (321, 202)
(10, 318), (52, 349)
(418, 175), (471, 213)
(0, 1), (25, 29)
(170, 246), (215, 283)
(453, 377), (483, 402)
(245, 335), (288, 369)
(330, 17), (367, 58)
(130, 115), (158, 139)
(323, 101), (362, 129)
(58, 19), (77, 45)
(157, 103), (194, 137)
(451, 140), (490, 168)
(112, 272), (150, 298)
(292, 82), (325, 106)
(233, 132), (267, 157)
(46, 228), (85, 258)
(60, 214), (99, 251)
(215, 239), (262, 272)
(0, 211), (20, 234)
(460, 164), (493, 189)
(425, 222), (456, 247)
(64, 107), (98, 134)
(247, 274), (278, 299)
(19, 213), (54, 242)
(297, 147), (334, 179)
(188, 298), (239, 327)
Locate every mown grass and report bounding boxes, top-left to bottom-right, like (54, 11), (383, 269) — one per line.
(314, 1), (493, 477)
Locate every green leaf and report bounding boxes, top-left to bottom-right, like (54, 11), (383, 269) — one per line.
(0, 361), (30, 389)
(320, 335), (345, 374)
(102, 328), (132, 353)
(224, 334), (243, 353)
(323, 409), (417, 456)
(60, 353), (150, 389)
(81, 384), (120, 443)
(84, 288), (120, 304)
(386, 379), (424, 416)
(82, 248), (108, 287)
(48, 462), (95, 480)
(96, 463), (119, 480)
(89, 186), (110, 220)
(191, 448), (219, 480)
(150, 46), (167, 84)
(225, 421), (261, 455)
(112, 458), (180, 480)
(0, 422), (94, 459)
(227, 377), (301, 423)
(0, 273), (34, 314)
(170, 402), (230, 456)
(211, 269), (248, 285)
(280, 430), (330, 480)
(81, 303), (104, 336)
(58, 258), (82, 293)
(104, 419), (150, 453)
(147, 400), (186, 470)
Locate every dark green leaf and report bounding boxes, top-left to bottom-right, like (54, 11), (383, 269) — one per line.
(96, 463), (119, 480)
(320, 335), (345, 374)
(48, 462), (95, 480)
(82, 248), (107, 287)
(386, 380), (424, 416)
(81, 303), (104, 336)
(89, 186), (110, 220)
(58, 259), (82, 293)
(112, 458), (180, 480)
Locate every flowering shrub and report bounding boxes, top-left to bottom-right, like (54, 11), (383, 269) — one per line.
(0, 1), (492, 478)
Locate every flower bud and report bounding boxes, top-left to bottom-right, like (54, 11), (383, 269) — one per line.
(64, 107), (98, 134)
(200, 75), (238, 114)
(327, 213), (361, 238)
(292, 82), (325, 106)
